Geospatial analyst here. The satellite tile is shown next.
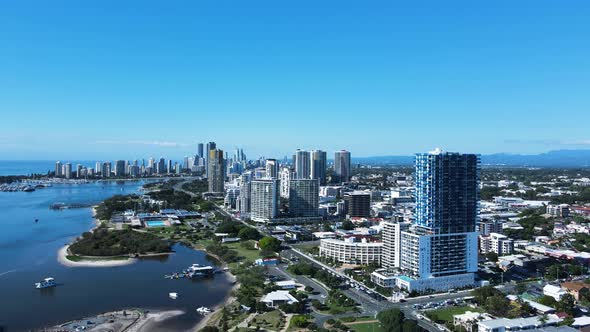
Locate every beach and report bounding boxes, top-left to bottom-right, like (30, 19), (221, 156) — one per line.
(57, 245), (137, 268)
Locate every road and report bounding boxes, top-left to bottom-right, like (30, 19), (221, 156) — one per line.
(168, 184), (465, 331)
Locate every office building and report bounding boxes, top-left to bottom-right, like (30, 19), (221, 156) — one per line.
(289, 179), (319, 217)
(55, 161), (62, 177)
(344, 191), (371, 218)
(250, 179), (279, 222)
(208, 149), (225, 193)
(167, 160), (172, 174)
(334, 150), (351, 182)
(265, 159), (279, 179)
(310, 150), (327, 185)
(397, 149), (479, 292)
(157, 158), (166, 175)
(295, 149), (310, 179)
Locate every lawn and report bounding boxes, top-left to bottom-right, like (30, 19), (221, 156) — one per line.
(224, 241), (261, 262)
(348, 321), (383, 332)
(252, 310), (284, 330)
(425, 306), (482, 323)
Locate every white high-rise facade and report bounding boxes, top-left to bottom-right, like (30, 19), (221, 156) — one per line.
(279, 167), (293, 199)
(250, 179), (279, 223)
(381, 220), (410, 270)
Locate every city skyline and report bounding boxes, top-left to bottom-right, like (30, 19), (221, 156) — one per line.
(1, 2), (590, 159)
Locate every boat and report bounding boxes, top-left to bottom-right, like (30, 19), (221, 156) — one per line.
(35, 277), (56, 289)
(169, 292), (178, 299)
(187, 264), (214, 278)
(196, 307), (211, 314)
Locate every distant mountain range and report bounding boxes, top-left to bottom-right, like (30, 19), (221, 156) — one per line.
(352, 150), (590, 168)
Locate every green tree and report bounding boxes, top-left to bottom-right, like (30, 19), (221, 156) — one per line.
(556, 294), (576, 315)
(402, 319), (421, 332)
(485, 295), (510, 317)
(538, 295), (558, 308)
(238, 227), (261, 240)
(258, 236), (281, 252)
(341, 220), (355, 230)
(291, 315), (308, 328)
(486, 252), (499, 262)
(377, 308), (405, 332)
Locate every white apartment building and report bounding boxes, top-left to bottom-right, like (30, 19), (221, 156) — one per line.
(319, 238), (382, 265)
(479, 233), (514, 256)
(381, 221), (410, 269)
(250, 179), (279, 223)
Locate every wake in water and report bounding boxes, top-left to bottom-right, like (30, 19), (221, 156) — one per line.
(0, 269), (16, 277)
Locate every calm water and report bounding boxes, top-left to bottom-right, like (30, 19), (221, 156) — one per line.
(0, 181), (232, 331)
(0, 160), (96, 176)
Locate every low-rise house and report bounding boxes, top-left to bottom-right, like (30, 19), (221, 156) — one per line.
(275, 280), (297, 290)
(543, 284), (568, 301)
(478, 315), (561, 332)
(453, 311), (493, 332)
(561, 281), (590, 301)
(261, 290), (298, 307)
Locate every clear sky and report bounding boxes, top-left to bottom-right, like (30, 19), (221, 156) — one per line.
(1, 1), (589, 160)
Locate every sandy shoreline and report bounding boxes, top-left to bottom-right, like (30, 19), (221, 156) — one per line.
(192, 279), (240, 331)
(57, 245), (137, 267)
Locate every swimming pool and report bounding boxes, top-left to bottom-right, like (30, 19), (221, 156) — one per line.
(146, 220), (166, 227)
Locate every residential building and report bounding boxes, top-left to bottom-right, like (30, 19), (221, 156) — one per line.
(478, 220), (504, 236)
(480, 233), (514, 256)
(289, 179), (319, 217)
(397, 149), (479, 292)
(208, 149), (225, 193)
(310, 150), (327, 185)
(477, 315), (562, 332)
(334, 150), (351, 182)
(64, 163), (72, 179)
(197, 143), (204, 158)
(102, 162), (111, 178)
(238, 172), (253, 216)
(543, 284), (567, 301)
(55, 161), (62, 177)
(115, 160), (126, 177)
(381, 220), (410, 269)
(561, 281), (590, 301)
(344, 191), (371, 218)
(250, 179), (279, 222)
(295, 149), (310, 179)
(547, 204), (570, 218)
(279, 167), (294, 199)
(265, 159), (279, 179)
(319, 237), (382, 265)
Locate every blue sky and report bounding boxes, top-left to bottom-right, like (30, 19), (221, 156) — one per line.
(1, 1), (589, 160)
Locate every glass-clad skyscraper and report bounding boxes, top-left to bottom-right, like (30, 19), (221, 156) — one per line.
(397, 149), (479, 292)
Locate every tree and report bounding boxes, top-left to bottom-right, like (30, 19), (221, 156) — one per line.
(402, 319), (421, 332)
(557, 294), (576, 315)
(199, 327), (219, 332)
(291, 315), (308, 328)
(258, 236), (281, 253)
(341, 220), (355, 230)
(485, 295), (510, 317)
(238, 227), (261, 241)
(538, 295), (558, 308)
(377, 308), (405, 332)
(486, 252), (499, 262)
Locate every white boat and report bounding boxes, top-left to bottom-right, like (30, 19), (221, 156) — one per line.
(35, 277), (56, 289)
(196, 306), (211, 314)
(169, 292), (178, 299)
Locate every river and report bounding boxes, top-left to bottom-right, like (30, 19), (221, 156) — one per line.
(0, 180), (232, 331)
